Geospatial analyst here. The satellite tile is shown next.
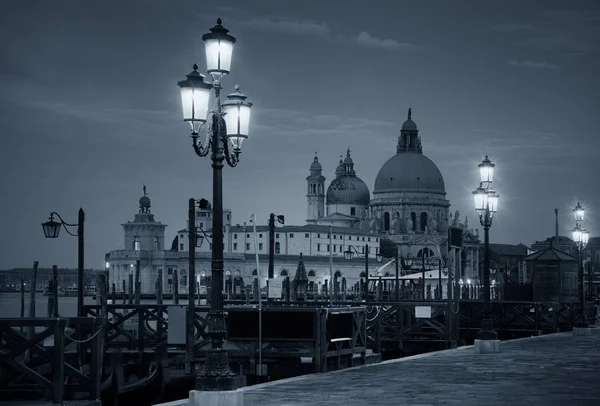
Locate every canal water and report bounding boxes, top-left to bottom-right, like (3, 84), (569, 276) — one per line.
(0, 292), (188, 318)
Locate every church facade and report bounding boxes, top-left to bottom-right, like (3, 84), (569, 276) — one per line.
(105, 110), (481, 294)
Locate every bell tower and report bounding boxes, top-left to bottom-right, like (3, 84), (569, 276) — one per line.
(306, 153), (325, 221)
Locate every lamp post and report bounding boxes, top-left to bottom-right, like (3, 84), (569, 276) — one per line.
(572, 203), (590, 327)
(177, 18), (252, 390)
(41, 208), (85, 317)
(472, 156), (499, 341)
(344, 244), (382, 301)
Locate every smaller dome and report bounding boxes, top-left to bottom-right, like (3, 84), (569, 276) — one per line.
(139, 185), (151, 212)
(310, 155), (322, 171)
(402, 119), (417, 131)
(401, 108), (418, 131)
(326, 176), (370, 206)
(139, 196), (151, 208)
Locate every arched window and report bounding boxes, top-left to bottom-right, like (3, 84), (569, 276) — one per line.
(308, 270), (316, 277)
(280, 270), (289, 277)
(225, 270), (231, 276)
(417, 248), (435, 259)
(384, 212), (391, 231)
(234, 270), (241, 276)
(411, 212), (417, 231)
(275, 241), (281, 254)
(420, 212), (427, 231)
(359, 272), (366, 278)
(252, 269), (258, 276)
(334, 270), (342, 279)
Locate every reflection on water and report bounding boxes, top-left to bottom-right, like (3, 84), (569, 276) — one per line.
(0, 292), (186, 318)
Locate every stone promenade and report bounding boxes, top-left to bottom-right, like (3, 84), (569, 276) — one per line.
(241, 329), (600, 406)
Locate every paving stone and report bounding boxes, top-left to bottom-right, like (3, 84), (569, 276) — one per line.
(243, 330), (600, 406)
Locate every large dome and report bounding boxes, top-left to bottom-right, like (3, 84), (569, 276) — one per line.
(326, 176), (370, 205)
(374, 152), (445, 193)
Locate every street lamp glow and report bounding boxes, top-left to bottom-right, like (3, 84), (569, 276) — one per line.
(573, 202), (584, 222)
(478, 155), (495, 184)
(581, 228), (590, 246)
(105, 262), (110, 269)
(572, 224), (583, 243)
(42, 215), (62, 238)
(222, 85), (253, 153)
(202, 18), (236, 77)
(472, 186), (487, 214)
(177, 64), (213, 135)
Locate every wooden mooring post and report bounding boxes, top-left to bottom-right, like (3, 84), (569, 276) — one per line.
(135, 259), (141, 305)
(173, 272), (179, 304)
(19, 277), (25, 333)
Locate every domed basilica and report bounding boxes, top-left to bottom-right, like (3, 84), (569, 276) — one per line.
(106, 110), (480, 294)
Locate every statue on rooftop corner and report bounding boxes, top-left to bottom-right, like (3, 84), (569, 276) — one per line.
(452, 210), (460, 227)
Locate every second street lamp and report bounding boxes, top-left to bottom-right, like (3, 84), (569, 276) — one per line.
(41, 209), (85, 317)
(177, 18), (252, 391)
(572, 202), (590, 328)
(472, 156), (499, 349)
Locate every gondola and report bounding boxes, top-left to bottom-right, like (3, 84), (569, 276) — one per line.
(100, 344), (166, 406)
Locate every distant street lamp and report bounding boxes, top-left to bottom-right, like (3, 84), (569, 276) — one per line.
(344, 244), (381, 301)
(177, 18), (252, 391)
(41, 209), (85, 317)
(472, 156), (499, 341)
(572, 203), (590, 327)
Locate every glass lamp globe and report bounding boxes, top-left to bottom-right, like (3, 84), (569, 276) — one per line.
(573, 202), (584, 222)
(478, 155), (495, 183)
(177, 64), (213, 135)
(202, 18), (236, 77)
(221, 85), (253, 153)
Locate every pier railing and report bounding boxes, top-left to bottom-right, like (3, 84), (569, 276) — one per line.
(0, 317), (104, 404)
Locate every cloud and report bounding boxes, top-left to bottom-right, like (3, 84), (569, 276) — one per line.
(506, 60), (559, 69)
(243, 18), (331, 38)
(490, 24), (532, 33)
(355, 32), (418, 51)
(240, 17), (417, 51)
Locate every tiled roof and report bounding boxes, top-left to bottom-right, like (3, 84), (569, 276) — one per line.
(521, 246), (577, 262)
(488, 243), (529, 256)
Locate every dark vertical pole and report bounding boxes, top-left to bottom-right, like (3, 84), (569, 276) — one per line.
(438, 258), (443, 300)
(20, 278), (25, 333)
(27, 261), (39, 355)
(52, 265), (59, 317)
(365, 244), (369, 302)
(478, 221), (496, 339)
(122, 280), (126, 304)
(187, 198), (197, 374)
(135, 260), (141, 305)
(77, 208), (85, 318)
(173, 272), (179, 304)
(395, 250), (400, 301)
(422, 253), (426, 299)
(196, 93), (237, 390)
(268, 213), (275, 279)
(577, 244), (586, 326)
(128, 273), (134, 305)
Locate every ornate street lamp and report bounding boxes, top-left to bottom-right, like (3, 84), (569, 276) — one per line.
(472, 156), (499, 342)
(572, 203), (590, 328)
(344, 244), (371, 301)
(177, 18), (252, 391)
(41, 209), (85, 317)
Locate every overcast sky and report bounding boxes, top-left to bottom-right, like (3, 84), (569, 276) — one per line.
(1, 0), (599, 269)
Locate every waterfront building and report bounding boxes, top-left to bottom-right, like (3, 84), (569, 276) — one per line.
(106, 110), (481, 293)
